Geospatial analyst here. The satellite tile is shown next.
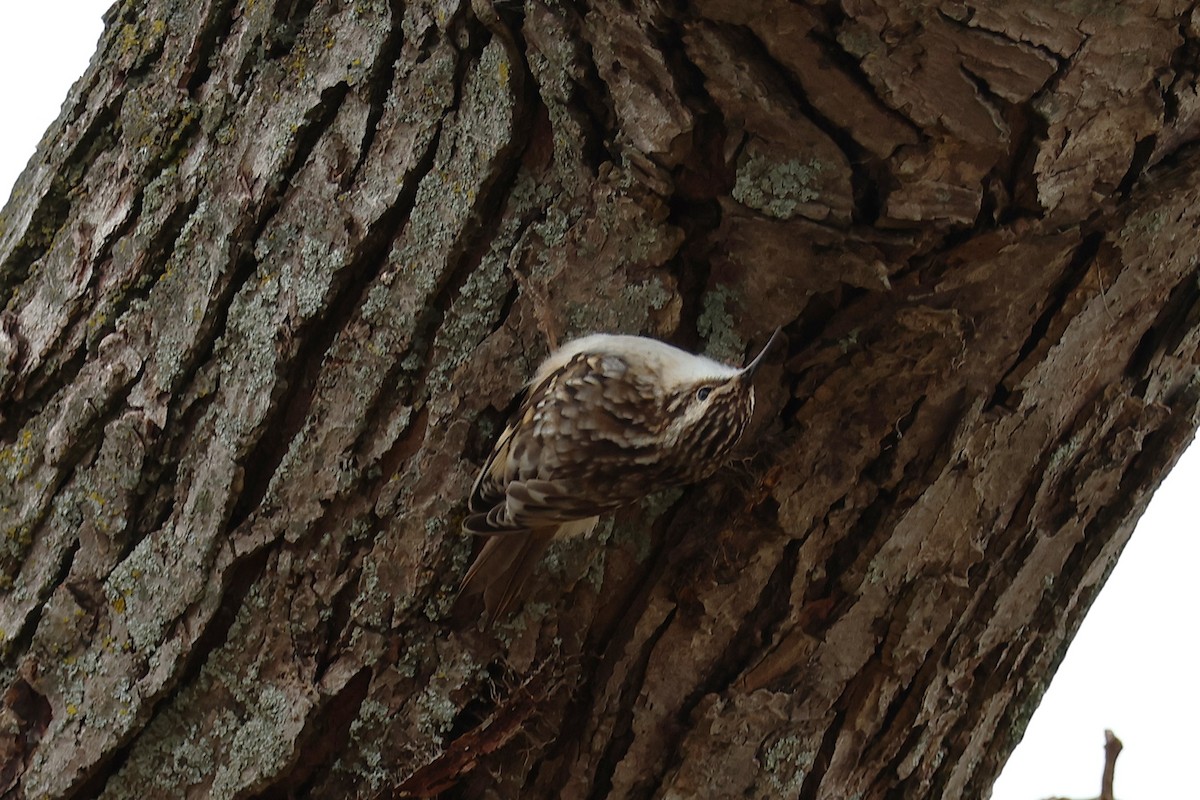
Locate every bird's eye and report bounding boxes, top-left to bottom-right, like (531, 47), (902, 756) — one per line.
(696, 386), (713, 401)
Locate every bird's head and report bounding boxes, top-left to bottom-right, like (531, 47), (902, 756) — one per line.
(656, 329), (782, 473)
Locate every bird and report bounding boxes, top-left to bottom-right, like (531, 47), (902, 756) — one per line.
(458, 328), (782, 625)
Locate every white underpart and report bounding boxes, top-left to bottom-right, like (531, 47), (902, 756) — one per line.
(533, 334), (742, 391)
(557, 516), (600, 539)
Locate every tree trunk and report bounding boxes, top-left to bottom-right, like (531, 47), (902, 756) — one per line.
(1, 1), (1197, 798)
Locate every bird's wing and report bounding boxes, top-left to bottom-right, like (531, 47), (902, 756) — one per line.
(509, 478), (623, 524)
(465, 349), (682, 535)
(467, 417), (518, 515)
(464, 361), (561, 533)
(466, 352), (639, 535)
(464, 473), (620, 533)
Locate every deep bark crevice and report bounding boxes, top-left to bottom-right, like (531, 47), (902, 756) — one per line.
(797, 705), (846, 800)
(255, 666), (374, 800)
(986, 228), (1104, 411)
(0, 104), (121, 299)
(1125, 265), (1200, 381)
(586, 606), (677, 800)
(350, 2), (409, 185)
(179, 0), (242, 94)
(648, 536), (804, 794)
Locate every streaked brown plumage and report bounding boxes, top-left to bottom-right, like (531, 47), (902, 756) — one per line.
(460, 330), (781, 625)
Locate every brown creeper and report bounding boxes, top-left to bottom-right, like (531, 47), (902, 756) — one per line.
(459, 329), (782, 624)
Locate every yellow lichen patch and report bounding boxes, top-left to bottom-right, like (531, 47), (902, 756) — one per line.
(118, 23), (141, 56)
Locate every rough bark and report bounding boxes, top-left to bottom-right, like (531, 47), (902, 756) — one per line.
(1, 1), (1197, 798)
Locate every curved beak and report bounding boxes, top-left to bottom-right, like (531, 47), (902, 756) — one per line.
(739, 328), (783, 380)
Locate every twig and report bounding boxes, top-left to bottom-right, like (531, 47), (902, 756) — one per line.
(1099, 728), (1123, 800)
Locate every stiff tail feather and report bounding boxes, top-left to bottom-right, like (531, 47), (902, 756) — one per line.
(457, 528), (557, 627)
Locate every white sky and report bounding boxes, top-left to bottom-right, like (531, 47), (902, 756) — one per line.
(0, 5), (1195, 799)
(993, 440), (1200, 800)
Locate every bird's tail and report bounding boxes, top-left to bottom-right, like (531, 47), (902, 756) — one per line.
(457, 527), (557, 627)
